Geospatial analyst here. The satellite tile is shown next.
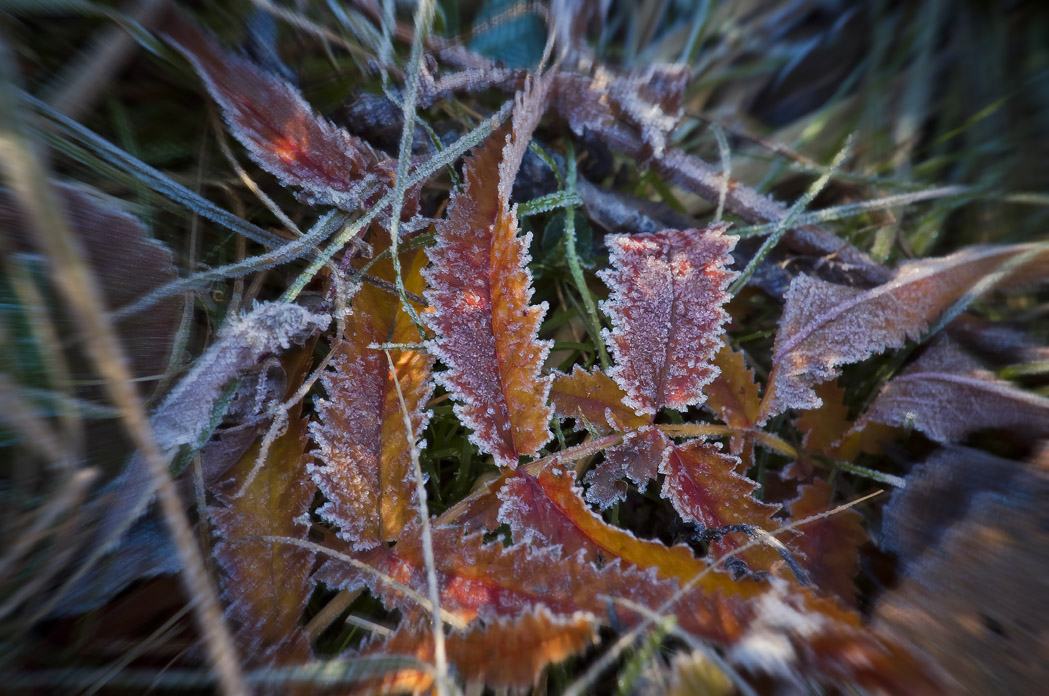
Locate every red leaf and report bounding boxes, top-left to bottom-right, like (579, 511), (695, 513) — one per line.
(317, 521), (939, 693)
(309, 247), (433, 549)
(600, 225), (737, 415)
(660, 441), (784, 573)
(785, 479), (867, 604)
(164, 15), (405, 214)
(423, 78), (553, 467)
(317, 524), (748, 643)
(549, 365), (651, 434)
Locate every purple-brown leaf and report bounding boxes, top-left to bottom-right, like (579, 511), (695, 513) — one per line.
(761, 243), (1049, 422)
(855, 337), (1049, 443)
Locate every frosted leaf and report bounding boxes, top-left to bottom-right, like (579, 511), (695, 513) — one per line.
(309, 249), (432, 549)
(163, 15), (407, 214)
(553, 63), (690, 158)
(660, 440), (783, 572)
(583, 426), (670, 509)
(854, 336), (1049, 443)
(549, 365), (651, 434)
(152, 302), (329, 452)
(423, 76), (553, 467)
(763, 243), (1049, 421)
(89, 301), (326, 568)
(599, 225), (738, 415)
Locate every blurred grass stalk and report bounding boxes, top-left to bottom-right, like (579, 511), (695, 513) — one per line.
(0, 27), (249, 696)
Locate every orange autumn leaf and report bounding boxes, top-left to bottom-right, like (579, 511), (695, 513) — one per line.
(785, 478), (868, 604)
(357, 607), (598, 693)
(310, 246), (433, 549)
(209, 352), (315, 665)
(705, 344), (762, 431)
(704, 344), (762, 460)
(794, 380), (897, 465)
(317, 523), (753, 644)
(317, 520), (938, 693)
(497, 463), (722, 587)
(549, 365), (651, 434)
(423, 78), (553, 467)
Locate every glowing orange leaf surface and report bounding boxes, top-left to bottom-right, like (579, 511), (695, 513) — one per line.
(423, 78), (553, 467)
(310, 247), (433, 549)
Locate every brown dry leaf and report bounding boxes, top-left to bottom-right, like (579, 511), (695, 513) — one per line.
(875, 461), (1049, 695)
(357, 607), (598, 693)
(549, 365), (651, 434)
(785, 478), (867, 605)
(880, 445), (1031, 569)
(855, 336), (1049, 443)
(209, 351), (316, 665)
(423, 77), (553, 467)
(761, 243), (1049, 422)
(310, 246), (432, 550)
